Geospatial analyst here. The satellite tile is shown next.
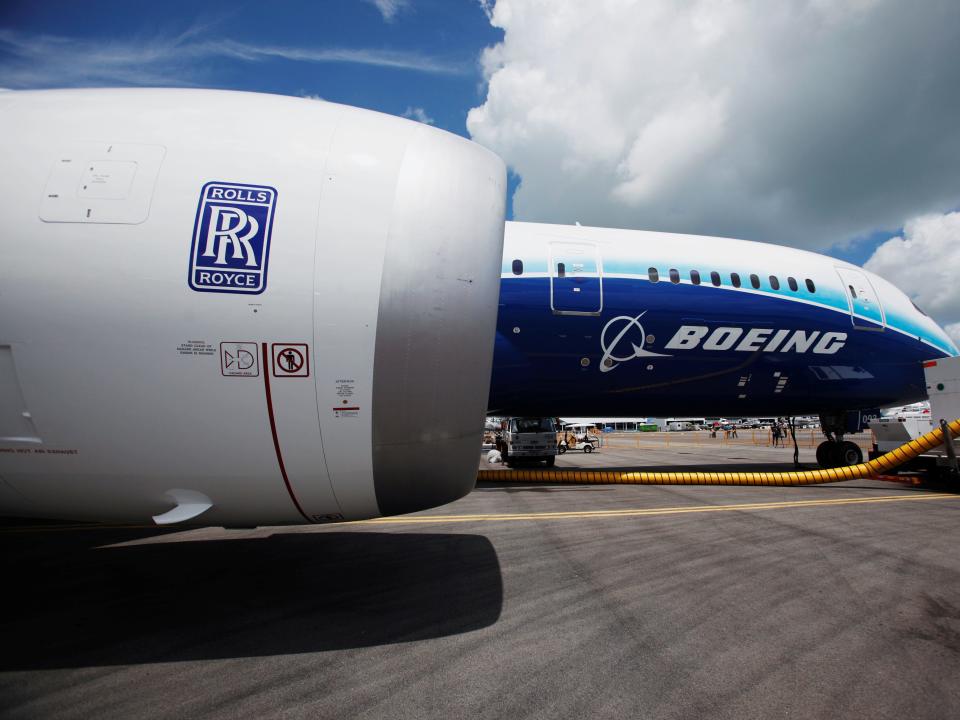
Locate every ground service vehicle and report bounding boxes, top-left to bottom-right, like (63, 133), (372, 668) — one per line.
(869, 356), (960, 480)
(497, 417), (558, 466)
(558, 424), (600, 453)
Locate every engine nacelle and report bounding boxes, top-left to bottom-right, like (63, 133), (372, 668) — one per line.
(0, 89), (506, 525)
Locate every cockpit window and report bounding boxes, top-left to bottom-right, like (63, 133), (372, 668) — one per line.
(911, 299), (930, 317)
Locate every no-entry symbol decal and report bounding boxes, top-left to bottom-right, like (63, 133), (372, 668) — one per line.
(271, 343), (310, 377)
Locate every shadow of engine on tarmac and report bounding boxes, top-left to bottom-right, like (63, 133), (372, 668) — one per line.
(0, 528), (504, 670)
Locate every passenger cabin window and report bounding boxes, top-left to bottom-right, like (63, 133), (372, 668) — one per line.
(731, 272), (742, 288)
(512, 259), (523, 275)
(690, 270), (701, 285)
(806, 278), (816, 293)
(750, 274), (760, 289)
(669, 268), (680, 284)
(710, 271), (721, 286)
(787, 276), (799, 291)
(848, 284), (857, 299)
(557, 262), (565, 278)
(769, 275), (780, 290)
(648, 267), (659, 283)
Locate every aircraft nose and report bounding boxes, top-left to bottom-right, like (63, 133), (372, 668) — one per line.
(370, 124), (506, 516)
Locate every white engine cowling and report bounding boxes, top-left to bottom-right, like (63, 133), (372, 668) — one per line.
(0, 89), (506, 525)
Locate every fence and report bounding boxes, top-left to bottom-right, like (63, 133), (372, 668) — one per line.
(597, 429), (874, 452)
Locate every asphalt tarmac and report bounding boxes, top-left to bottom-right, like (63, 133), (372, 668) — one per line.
(3, 442), (960, 719)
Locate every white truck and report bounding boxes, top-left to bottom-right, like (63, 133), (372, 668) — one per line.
(496, 417), (558, 467)
(868, 355), (960, 480)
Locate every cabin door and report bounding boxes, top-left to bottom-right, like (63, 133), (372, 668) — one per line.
(549, 242), (603, 315)
(835, 267), (885, 330)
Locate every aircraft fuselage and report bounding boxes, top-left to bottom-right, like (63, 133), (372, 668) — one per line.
(490, 222), (956, 417)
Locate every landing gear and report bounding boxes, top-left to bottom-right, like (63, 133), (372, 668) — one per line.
(815, 441), (835, 468)
(838, 440), (863, 466)
(816, 412), (864, 468)
(816, 440), (863, 468)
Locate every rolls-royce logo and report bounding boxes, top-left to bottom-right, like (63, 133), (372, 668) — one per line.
(189, 181), (277, 294)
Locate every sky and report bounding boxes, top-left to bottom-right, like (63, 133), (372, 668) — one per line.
(2, 0), (959, 340)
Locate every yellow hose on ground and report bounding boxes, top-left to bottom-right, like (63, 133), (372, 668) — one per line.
(478, 418), (960, 486)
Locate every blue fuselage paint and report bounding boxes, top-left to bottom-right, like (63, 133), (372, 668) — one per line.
(489, 276), (947, 417)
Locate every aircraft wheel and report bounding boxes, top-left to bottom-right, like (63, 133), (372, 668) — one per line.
(816, 441), (836, 469)
(584, 444), (593, 453)
(558, 444), (567, 454)
(839, 441), (863, 466)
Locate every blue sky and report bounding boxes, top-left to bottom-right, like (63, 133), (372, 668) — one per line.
(0, 0), (524, 215)
(1, 0), (957, 279)
(0, 1), (496, 128)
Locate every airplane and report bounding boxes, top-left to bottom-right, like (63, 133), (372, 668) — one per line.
(0, 88), (955, 527)
(489, 221), (957, 468)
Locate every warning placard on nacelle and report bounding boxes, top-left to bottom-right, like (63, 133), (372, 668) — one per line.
(221, 342), (259, 377)
(272, 343), (310, 378)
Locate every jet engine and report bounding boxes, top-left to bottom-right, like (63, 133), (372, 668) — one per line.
(0, 89), (506, 525)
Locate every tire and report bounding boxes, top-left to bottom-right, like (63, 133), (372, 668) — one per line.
(545, 455), (556, 467)
(583, 444), (593, 453)
(558, 444), (567, 454)
(839, 440), (863, 466)
(816, 441), (834, 469)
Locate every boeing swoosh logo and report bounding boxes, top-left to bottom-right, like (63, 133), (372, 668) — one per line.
(599, 311), (671, 373)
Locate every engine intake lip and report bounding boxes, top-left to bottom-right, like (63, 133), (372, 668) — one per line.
(371, 126), (505, 516)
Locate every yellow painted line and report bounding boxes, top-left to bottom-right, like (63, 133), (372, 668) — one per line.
(3, 494), (957, 534)
(354, 493), (960, 524)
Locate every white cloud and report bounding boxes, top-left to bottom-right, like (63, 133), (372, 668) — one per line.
(477, 0), (495, 20)
(863, 210), (960, 330)
(402, 106), (435, 124)
(365, 0), (411, 22)
(468, 0), (960, 250)
(215, 41), (461, 73)
(0, 26), (465, 88)
(946, 323), (960, 347)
